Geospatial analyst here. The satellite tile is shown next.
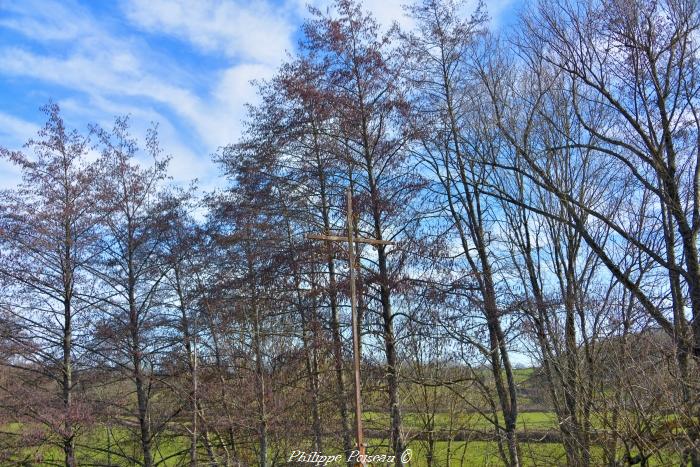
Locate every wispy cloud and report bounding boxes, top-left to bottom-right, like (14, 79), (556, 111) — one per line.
(122, 0), (295, 65)
(0, 0), (515, 190)
(0, 112), (37, 187)
(0, 0), (92, 41)
(0, 0), (295, 189)
(0, 112), (37, 146)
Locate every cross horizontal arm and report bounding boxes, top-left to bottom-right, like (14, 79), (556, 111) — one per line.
(306, 233), (395, 246)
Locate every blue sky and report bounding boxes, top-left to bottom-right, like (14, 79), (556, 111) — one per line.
(0, 0), (516, 190)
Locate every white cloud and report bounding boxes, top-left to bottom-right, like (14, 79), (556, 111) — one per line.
(0, 0), (90, 41)
(0, 0), (292, 187)
(0, 43), (275, 159)
(0, 112), (37, 147)
(0, 113), (38, 188)
(300, 0), (413, 32)
(122, 0), (295, 65)
(0, 0), (517, 192)
(363, 0), (415, 32)
(58, 96), (221, 190)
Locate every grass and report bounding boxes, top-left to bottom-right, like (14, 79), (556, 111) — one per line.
(351, 439), (680, 466)
(364, 410), (558, 432)
(1, 404), (685, 466)
(1, 425), (190, 466)
(403, 440), (564, 466)
(2, 428), (682, 466)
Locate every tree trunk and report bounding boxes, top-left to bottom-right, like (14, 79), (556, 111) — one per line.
(252, 285), (267, 467)
(62, 214), (76, 467)
(368, 173), (404, 464)
(62, 299), (75, 467)
(129, 249), (153, 467)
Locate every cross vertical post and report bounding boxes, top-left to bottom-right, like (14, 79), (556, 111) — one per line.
(346, 188), (364, 462)
(307, 187), (394, 466)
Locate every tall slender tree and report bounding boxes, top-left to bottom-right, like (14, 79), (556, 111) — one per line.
(0, 103), (99, 467)
(402, 2), (522, 464)
(91, 119), (176, 467)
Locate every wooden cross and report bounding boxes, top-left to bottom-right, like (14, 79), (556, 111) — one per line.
(307, 188), (393, 465)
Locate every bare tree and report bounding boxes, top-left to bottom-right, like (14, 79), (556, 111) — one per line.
(0, 103), (99, 467)
(479, 0), (700, 462)
(91, 118), (177, 467)
(401, 1), (523, 464)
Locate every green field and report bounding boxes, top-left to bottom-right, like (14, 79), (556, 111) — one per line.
(2, 418), (682, 466)
(10, 439), (680, 466)
(0, 429), (589, 466)
(364, 411), (558, 432)
(1, 424), (188, 466)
